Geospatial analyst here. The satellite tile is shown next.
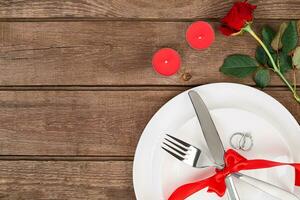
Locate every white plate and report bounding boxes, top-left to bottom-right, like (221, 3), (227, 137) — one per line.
(133, 83), (300, 200)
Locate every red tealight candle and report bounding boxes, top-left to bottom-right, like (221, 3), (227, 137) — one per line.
(186, 21), (215, 50)
(152, 48), (181, 76)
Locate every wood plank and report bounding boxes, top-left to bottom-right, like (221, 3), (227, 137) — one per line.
(0, 89), (298, 156)
(0, 0), (299, 19)
(0, 160), (134, 200)
(0, 21), (299, 86)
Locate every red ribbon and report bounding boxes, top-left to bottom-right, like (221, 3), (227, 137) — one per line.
(169, 149), (300, 200)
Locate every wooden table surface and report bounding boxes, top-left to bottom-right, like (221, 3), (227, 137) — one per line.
(0, 1), (299, 199)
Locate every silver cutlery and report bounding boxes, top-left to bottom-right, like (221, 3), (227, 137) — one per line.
(232, 173), (299, 200)
(188, 90), (240, 200)
(162, 134), (299, 199)
(162, 90), (299, 200)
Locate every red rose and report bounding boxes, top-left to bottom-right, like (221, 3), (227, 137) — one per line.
(219, 1), (257, 36)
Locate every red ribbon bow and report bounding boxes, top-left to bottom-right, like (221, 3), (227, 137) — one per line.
(169, 149), (300, 200)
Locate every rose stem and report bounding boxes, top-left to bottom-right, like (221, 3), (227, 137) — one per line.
(293, 69), (297, 91)
(243, 24), (300, 103)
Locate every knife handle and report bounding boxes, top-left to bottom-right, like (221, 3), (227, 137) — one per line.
(225, 175), (240, 200)
(232, 173), (299, 200)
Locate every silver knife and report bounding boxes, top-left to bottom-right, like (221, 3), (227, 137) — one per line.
(188, 90), (240, 200)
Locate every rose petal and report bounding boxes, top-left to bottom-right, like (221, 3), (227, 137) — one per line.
(222, 4), (246, 31)
(220, 1), (257, 33)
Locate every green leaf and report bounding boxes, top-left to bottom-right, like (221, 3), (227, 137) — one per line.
(271, 22), (288, 51)
(282, 21), (298, 53)
(255, 46), (268, 65)
(262, 26), (276, 53)
(278, 52), (293, 73)
(220, 54), (258, 78)
(262, 26), (276, 44)
(254, 69), (271, 88)
(292, 46), (300, 69)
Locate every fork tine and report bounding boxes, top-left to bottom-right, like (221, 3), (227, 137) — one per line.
(163, 142), (186, 156)
(166, 134), (190, 147)
(164, 138), (188, 152)
(161, 146), (184, 161)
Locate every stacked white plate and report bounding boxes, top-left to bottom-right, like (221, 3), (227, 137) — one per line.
(133, 83), (300, 200)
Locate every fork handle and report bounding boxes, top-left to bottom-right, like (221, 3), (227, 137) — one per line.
(232, 173), (299, 200)
(225, 175), (240, 200)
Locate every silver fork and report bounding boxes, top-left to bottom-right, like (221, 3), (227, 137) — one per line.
(162, 134), (300, 200)
(162, 134), (217, 168)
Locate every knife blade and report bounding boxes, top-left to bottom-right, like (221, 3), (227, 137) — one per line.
(188, 90), (240, 200)
(188, 90), (225, 167)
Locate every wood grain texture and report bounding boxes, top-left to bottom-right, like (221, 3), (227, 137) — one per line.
(0, 0), (299, 19)
(0, 160), (134, 200)
(0, 90), (175, 156)
(0, 21), (299, 86)
(0, 89), (298, 156)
